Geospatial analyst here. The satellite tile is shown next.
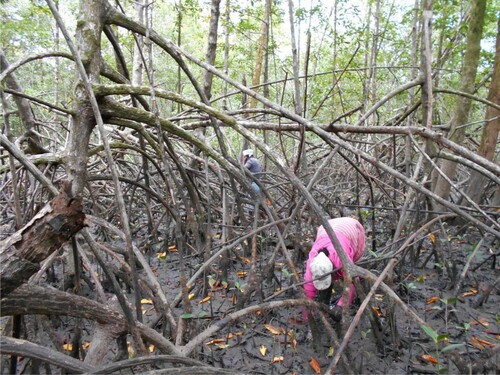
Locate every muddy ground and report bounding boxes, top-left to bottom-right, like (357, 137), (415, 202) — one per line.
(3, 215), (498, 375)
(141, 218), (499, 374)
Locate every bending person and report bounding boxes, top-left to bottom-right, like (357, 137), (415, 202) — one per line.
(303, 217), (366, 317)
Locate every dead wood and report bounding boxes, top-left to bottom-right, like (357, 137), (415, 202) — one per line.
(0, 336), (94, 373)
(0, 284), (182, 356)
(84, 355), (207, 374)
(0, 182), (85, 298)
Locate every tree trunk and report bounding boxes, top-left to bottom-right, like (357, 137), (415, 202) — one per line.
(203, 0), (221, 100)
(432, 0), (486, 205)
(287, 0), (303, 117)
(250, 0), (272, 110)
(67, 0), (105, 195)
(222, 0), (231, 111)
(463, 16), (500, 205)
(132, 0), (145, 86)
(287, 0), (305, 176)
(0, 182), (85, 298)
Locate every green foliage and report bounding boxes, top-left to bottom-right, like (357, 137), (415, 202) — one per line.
(0, 0), (55, 54)
(421, 324), (439, 343)
(281, 267), (290, 278)
(180, 311), (208, 319)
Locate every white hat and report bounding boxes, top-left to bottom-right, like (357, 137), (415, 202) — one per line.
(242, 149), (253, 157)
(310, 252), (333, 290)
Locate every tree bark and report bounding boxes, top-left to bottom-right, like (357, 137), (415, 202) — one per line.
(1, 284), (181, 355)
(464, 15), (500, 205)
(0, 182), (85, 298)
(432, 0), (487, 204)
(0, 336), (94, 374)
(287, 0), (302, 117)
(250, 0), (272, 109)
(67, 0), (106, 195)
(203, 0), (221, 100)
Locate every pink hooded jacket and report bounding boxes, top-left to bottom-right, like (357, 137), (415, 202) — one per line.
(304, 217), (366, 306)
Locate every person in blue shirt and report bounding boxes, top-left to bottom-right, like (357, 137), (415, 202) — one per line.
(242, 149), (262, 209)
(243, 148), (261, 181)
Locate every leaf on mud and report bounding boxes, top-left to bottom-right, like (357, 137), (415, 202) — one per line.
(149, 344), (155, 352)
(421, 325), (438, 343)
(429, 233), (436, 244)
(441, 343), (465, 352)
(128, 343), (136, 358)
(287, 317), (304, 325)
(462, 289), (478, 297)
(260, 345), (267, 356)
(421, 354), (438, 364)
(309, 358), (321, 373)
(470, 318), (489, 326)
(470, 336), (496, 350)
(426, 296), (440, 304)
(237, 271), (247, 278)
(271, 356), (284, 363)
(288, 330), (297, 351)
(188, 293), (195, 300)
(156, 252), (167, 260)
(328, 347), (335, 357)
(264, 324), (283, 335)
(372, 306), (384, 317)
(199, 296), (211, 304)
(181, 311), (207, 319)
(415, 275), (427, 282)
(206, 339), (225, 345)
(141, 298), (153, 305)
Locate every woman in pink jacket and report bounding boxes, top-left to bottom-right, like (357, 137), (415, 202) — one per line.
(304, 217), (366, 312)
